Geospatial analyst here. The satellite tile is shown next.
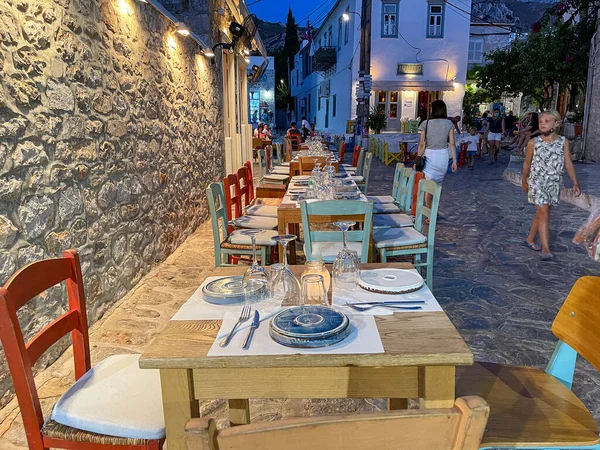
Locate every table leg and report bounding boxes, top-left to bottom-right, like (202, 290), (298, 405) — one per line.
(228, 399), (250, 426)
(160, 369), (200, 450)
(388, 398), (409, 410)
(277, 213), (286, 263)
(418, 366), (455, 409)
(289, 224), (298, 264)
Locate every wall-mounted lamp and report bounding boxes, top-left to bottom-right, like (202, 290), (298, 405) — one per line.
(176, 22), (190, 36)
(203, 49), (215, 58)
(244, 49), (250, 56)
(452, 76), (457, 81)
(244, 57), (250, 64)
(343, 11), (361, 22)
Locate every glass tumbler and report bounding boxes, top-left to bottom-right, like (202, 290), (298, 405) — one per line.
(301, 274), (328, 306)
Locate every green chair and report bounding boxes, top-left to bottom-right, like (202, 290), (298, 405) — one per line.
(300, 200), (374, 263)
(348, 148), (366, 181)
(258, 148), (289, 184)
(373, 168), (415, 228)
(373, 179), (441, 287)
(207, 182), (276, 267)
(356, 152), (372, 194)
(368, 163), (404, 204)
(371, 165), (410, 214)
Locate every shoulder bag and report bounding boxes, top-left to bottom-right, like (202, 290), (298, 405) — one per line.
(415, 119), (428, 172)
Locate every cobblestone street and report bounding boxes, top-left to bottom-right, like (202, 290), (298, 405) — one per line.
(1, 152), (599, 448)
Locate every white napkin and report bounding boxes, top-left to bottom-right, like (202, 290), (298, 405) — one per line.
(207, 309), (384, 357)
(171, 277), (281, 320)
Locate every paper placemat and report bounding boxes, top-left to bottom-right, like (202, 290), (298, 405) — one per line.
(333, 269), (443, 315)
(207, 309), (384, 357)
(171, 277), (280, 320)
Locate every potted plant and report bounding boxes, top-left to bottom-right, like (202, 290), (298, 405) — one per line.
(367, 106), (387, 134)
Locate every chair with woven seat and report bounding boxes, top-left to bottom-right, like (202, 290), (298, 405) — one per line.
(266, 145), (290, 175)
(373, 169), (416, 228)
(224, 173), (277, 231)
(372, 166), (415, 215)
(0, 250), (165, 450)
(373, 179), (441, 287)
(456, 275), (600, 450)
(185, 396), (489, 450)
(300, 199), (374, 263)
(258, 148), (289, 185)
(368, 163), (404, 204)
(207, 183), (276, 267)
(238, 166), (277, 219)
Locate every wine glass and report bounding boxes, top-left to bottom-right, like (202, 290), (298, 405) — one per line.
(240, 230), (270, 301)
(270, 235), (301, 305)
(332, 221), (360, 291)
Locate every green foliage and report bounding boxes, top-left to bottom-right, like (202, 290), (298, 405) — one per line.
(366, 106), (387, 134)
(477, 0), (599, 111)
(268, 9), (300, 111)
(276, 79), (291, 110)
(462, 79), (495, 127)
(284, 9), (300, 70)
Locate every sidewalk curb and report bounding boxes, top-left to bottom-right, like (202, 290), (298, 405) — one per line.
(503, 158), (599, 212)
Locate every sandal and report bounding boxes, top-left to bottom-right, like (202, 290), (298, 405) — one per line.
(541, 252), (554, 261)
(523, 241), (542, 252)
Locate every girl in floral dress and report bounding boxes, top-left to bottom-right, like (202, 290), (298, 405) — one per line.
(521, 110), (581, 261)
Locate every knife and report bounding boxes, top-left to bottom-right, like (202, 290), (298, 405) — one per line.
(242, 310), (260, 350)
(351, 300), (425, 306)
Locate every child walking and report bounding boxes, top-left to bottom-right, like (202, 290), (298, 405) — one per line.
(463, 127), (480, 170)
(521, 110), (581, 261)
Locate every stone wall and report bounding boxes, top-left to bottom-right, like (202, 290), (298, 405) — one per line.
(0, 0), (224, 405)
(584, 25), (600, 162)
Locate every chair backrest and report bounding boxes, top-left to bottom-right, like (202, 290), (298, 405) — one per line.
(299, 156), (326, 175)
(185, 396), (488, 450)
(257, 148), (268, 181)
(411, 171), (425, 215)
(275, 143), (283, 165)
(397, 167), (415, 213)
(237, 166), (251, 210)
(223, 173), (242, 234)
(284, 137), (292, 162)
(552, 276), (600, 376)
(352, 145), (361, 167)
(252, 137), (262, 148)
(361, 152), (373, 194)
(289, 134), (301, 153)
(339, 142), (345, 164)
(414, 179), (442, 248)
(356, 149), (366, 176)
(300, 200), (374, 263)
(207, 182), (229, 262)
(243, 161), (255, 202)
(390, 163), (404, 200)
(0, 250), (90, 450)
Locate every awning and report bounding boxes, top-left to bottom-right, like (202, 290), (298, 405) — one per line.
(372, 80), (455, 92)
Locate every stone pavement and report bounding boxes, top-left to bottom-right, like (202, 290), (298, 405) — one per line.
(1, 151), (599, 448)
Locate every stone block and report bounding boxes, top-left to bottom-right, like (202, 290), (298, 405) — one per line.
(45, 230), (72, 254)
(59, 115), (86, 139)
(0, 11), (19, 46)
(18, 195), (54, 239)
(0, 215), (18, 247)
(17, 244), (45, 267)
(92, 93), (112, 115)
(7, 77), (41, 107)
(0, 251), (16, 285)
(0, 177), (22, 201)
(106, 119), (127, 137)
(12, 140), (48, 168)
(46, 79), (74, 111)
(22, 20), (50, 49)
(58, 186), (83, 222)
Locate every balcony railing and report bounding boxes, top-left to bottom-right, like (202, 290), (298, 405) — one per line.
(312, 47), (337, 73)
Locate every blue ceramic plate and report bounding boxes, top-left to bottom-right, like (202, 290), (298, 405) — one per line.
(269, 306), (351, 348)
(202, 276), (266, 305)
(334, 173), (348, 178)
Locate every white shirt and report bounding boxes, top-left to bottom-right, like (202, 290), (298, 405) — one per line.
(301, 119), (310, 130)
(462, 135), (480, 151)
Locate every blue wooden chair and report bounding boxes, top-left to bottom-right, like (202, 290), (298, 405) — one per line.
(456, 276), (600, 449)
(356, 152), (372, 194)
(373, 168), (416, 228)
(300, 200), (374, 263)
(367, 163), (404, 204)
(258, 148), (289, 184)
(373, 179), (441, 287)
(206, 183), (276, 267)
(371, 165), (411, 214)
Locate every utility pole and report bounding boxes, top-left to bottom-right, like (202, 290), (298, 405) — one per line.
(356, 0), (372, 148)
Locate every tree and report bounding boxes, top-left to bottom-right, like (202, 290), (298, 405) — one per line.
(283, 8), (300, 70)
(477, 0), (599, 111)
(270, 8), (300, 111)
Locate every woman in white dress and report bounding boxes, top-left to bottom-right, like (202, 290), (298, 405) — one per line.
(416, 100), (457, 206)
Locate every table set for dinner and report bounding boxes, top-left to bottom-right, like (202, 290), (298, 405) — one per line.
(140, 240), (472, 449)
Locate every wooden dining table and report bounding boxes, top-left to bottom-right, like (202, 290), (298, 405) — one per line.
(139, 262), (473, 450)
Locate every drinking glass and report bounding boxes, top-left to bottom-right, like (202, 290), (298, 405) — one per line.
(301, 274), (328, 306)
(240, 230), (270, 301)
(302, 260), (331, 303)
(270, 235), (301, 305)
(332, 221), (360, 291)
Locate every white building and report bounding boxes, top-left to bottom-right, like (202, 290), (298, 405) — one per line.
(247, 56), (275, 128)
(291, 0), (471, 134)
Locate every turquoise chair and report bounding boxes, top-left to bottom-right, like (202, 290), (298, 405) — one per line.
(258, 148), (289, 184)
(372, 169), (415, 229)
(373, 179), (441, 287)
(372, 165), (412, 215)
(357, 152), (372, 194)
(300, 200), (374, 263)
(368, 163), (404, 204)
(456, 276), (600, 450)
(206, 183), (276, 267)
(348, 148), (366, 181)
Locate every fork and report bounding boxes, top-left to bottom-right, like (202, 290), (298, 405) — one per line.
(345, 303), (422, 312)
(219, 305), (252, 347)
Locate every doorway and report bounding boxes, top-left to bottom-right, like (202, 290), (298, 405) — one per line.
(325, 99), (330, 128)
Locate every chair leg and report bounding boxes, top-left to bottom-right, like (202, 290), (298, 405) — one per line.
(380, 248), (387, 263)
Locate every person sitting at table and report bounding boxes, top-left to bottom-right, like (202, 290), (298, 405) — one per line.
(287, 122), (301, 138)
(263, 124), (272, 139)
(254, 123), (264, 139)
(309, 123), (316, 137)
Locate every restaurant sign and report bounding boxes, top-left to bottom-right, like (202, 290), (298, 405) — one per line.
(397, 63), (423, 75)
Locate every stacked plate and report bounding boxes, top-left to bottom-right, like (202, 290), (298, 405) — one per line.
(202, 276), (266, 305)
(358, 269), (424, 294)
(269, 306), (351, 348)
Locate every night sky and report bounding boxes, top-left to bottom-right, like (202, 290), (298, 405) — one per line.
(248, 0), (337, 27)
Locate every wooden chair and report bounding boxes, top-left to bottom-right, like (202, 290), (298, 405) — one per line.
(207, 183), (275, 267)
(298, 156), (327, 175)
(300, 199), (374, 263)
(373, 168), (416, 228)
(457, 276), (600, 449)
(357, 152), (372, 194)
(352, 145), (361, 167)
(384, 141), (403, 166)
(369, 164), (408, 214)
(0, 250), (165, 450)
(185, 396), (489, 450)
(258, 149), (289, 185)
(373, 179), (441, 287)
(342, 145), (359, 172)
(243, 161), (255, 202)
(223, 173), (277, 232)
(236, 167), (252, 211)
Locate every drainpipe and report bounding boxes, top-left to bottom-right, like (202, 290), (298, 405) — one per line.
(581, 31), (598, 160)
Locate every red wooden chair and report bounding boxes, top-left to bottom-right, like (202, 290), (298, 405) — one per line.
(0, 250), (164, 450)
(339, 142), (346, 164)
(244, 161), (255, 202)
(352, 146), (361, 167)
(237, 167), (252, 210)
(224, 173), (242, 233)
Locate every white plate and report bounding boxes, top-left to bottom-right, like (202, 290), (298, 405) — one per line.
(358, 269), (424, 294)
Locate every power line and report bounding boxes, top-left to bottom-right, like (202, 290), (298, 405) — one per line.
(444, 0), (515, 32)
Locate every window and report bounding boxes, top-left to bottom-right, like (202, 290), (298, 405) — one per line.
(468, 39), (484, 63)
(338, 17), (343, 50)
(344, 8), (350, 44)
(382, 1), (398, 37)
(328, 26), (333, 46)
(333, 94), (337, 117)
(427, 3), (444, 38)
(318, 97), (321, 111)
